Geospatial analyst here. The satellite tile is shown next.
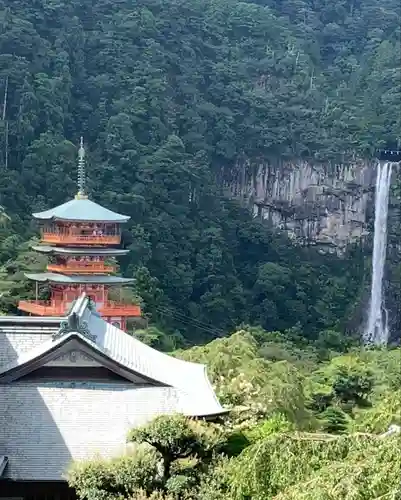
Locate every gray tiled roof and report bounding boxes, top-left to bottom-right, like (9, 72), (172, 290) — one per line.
(25, 272), (134, 284)
(32, 245), (129, 256)
(0, 294), (226, 481)
(33, 198), (130, 223)
(0, 300), (224, 417)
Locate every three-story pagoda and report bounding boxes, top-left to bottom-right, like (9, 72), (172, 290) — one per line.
(18, 139), (140, 331)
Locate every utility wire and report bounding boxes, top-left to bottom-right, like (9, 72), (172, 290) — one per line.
(156, 305), (225, 333)
(153, 305), (226, 338)
(155, 304), (226, 334)
(155, 309), (222, 338)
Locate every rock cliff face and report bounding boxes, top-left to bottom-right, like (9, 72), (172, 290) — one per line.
(225, 160), (376, 252)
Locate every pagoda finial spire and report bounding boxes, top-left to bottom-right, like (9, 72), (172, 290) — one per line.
(76, 136), (88, 200)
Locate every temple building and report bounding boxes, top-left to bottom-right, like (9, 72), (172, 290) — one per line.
(0, 140), (225, 499)
(18, 139), (140, 332)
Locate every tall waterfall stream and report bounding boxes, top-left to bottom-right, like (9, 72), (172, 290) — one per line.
(364, 161), (392, 345)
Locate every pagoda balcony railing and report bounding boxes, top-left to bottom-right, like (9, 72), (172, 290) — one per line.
(98, 301), (141, 317)
(18, 300), (65, 316)
(41, 232), (121, 245)
(19, 299), (141, 318)
(47, 263), (115, 274)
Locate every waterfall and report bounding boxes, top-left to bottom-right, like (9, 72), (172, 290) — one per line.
(364, 161), (393, 345)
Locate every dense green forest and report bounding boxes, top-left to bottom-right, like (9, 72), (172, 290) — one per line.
(67, 329), (401, 499)
(0, 0), (399, 497)
(0, 0), (399, 344)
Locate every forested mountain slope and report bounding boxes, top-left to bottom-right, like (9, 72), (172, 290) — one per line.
(0, 0), (399, 343)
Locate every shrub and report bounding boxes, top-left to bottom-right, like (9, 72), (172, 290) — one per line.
(67, 447), (159, 500)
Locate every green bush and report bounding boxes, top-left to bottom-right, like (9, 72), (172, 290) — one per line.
(228, 433), (400, 500)
(318, 356), (374, 406)
(319, 407), (348, 434)
(67, 448), (159, 500)
(246, 413), (295, 442)
(275, 436), (401, 500)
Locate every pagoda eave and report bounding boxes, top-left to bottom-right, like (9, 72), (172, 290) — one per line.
(32, 198), (130, 223)
(32, 245), (129, 256)
(51, 217), (129, 223)
(24, 273), (134, 285)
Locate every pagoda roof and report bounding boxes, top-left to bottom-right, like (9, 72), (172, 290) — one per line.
(0, 294), (226, 480)
(32, 245), (129, 256)
(32, 198), (130, 223)
(25, 272), (134, 284)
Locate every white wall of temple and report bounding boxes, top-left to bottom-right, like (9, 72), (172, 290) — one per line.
(0, 383), (180, 480)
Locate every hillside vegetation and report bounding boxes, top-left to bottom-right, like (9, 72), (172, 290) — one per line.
(0, 0), (399, 496)
(68, 330), (401, 499)
(0, 0), (399, 342)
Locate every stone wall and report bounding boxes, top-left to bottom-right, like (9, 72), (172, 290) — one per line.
(225, 159), (376, 251)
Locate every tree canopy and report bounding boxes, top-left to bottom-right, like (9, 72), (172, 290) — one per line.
(68, 330), (401, 499)
(0, 0), (399, 342)
(0, 0), (399, 497)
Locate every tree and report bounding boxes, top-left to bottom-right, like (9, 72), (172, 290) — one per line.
(128, 414), (225, 488)
(69, 415), (225, 499)
(318, 355), (374, 407)
(319, 406), (348, 434)
(227, 433), (401, 500)
(177, 330), (313, 430)
(0, 0), (395, 342)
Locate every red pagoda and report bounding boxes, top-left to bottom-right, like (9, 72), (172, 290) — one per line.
(18, 138), (141, 331)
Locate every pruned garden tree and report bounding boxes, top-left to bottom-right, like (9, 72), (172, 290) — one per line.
(68, 414), (226, 500)
(128, 415), (226, 490)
